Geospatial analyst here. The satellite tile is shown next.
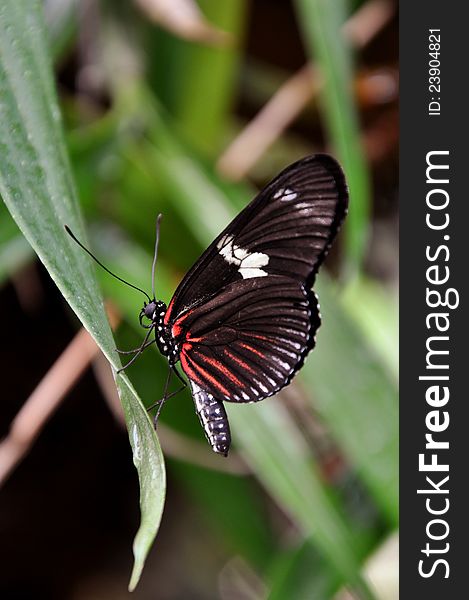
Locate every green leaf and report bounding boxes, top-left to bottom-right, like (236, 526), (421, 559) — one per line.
(0, 1), (165, 590)
(294, 0), (372, 271)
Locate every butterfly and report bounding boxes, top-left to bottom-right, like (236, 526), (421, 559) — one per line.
(67, 154), (348, 456)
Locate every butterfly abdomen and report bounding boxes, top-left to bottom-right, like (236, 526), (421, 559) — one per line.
(189, 381), (231, 456)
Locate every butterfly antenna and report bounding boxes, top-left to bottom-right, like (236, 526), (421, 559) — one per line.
(64, 225), (152, 302)
(151, 214), (163, 300)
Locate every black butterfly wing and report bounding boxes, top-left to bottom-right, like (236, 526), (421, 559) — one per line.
(175, 275), (320, 403)
(164, 154), (348, 326)
(165, 153), (348, 455)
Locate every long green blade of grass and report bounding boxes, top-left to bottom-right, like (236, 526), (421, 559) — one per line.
(144, 0), (246, 157)
(0, 1), (164, 590)
(173, 0), (247, 155)
(294, 0), (371, 271)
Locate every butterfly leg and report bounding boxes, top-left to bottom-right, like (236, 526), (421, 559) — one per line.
(172, 364), (188, 388)
(151, 367), (172, 425)
(115, 339), (156, 354)
(148, 367), (187, 426)
(116, 326), (154, 373)
(147, 384), (187, 413)
(146, 386), (186, 416)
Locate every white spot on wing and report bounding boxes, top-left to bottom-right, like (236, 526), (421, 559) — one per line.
(273, 187), (298, 202)
(218, 234), (269, 279)
(217, 234), (230, 250)
(282, 188), (297, 201)
(233, 246), (248, 260)
(266, 365), (283, 378)
(241, 252), (267, 268)
(271, 355), (291, 371)
(254, 380), (269, 394)
(240, 267), (268, 279)
(285, 339), (302, 350)
(273, 345), (298, 359)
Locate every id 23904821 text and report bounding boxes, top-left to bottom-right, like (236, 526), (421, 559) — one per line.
(428, 29), (441, 116)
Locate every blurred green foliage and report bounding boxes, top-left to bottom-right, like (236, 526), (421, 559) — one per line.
(0, 0), (397, 597)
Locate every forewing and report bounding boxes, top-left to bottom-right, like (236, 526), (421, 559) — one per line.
(164, 154), (348, 324)
(176, 276), (320, 403)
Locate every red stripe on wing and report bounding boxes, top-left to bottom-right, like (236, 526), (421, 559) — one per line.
(196, 352), (245, 388)
(186, 334), (203, 342)
(242, 332), (278, 343)
(181, 351), (231, 397)
(180, 351), (204, 388)
(239, 342), (266, 358)
(224, 348), (257, 375)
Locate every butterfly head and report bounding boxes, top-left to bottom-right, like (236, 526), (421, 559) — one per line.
(139, 299), (167, 328)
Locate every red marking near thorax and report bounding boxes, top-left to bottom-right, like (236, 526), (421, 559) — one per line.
(170, 308), (193, 338)
(172, 322), (183, 337)
(164, 299), (174, 325)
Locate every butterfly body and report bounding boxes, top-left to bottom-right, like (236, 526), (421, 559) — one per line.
(139, 154), (349, 457)
(141, 300), (180, 364)
(190, 381), (231, 456)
